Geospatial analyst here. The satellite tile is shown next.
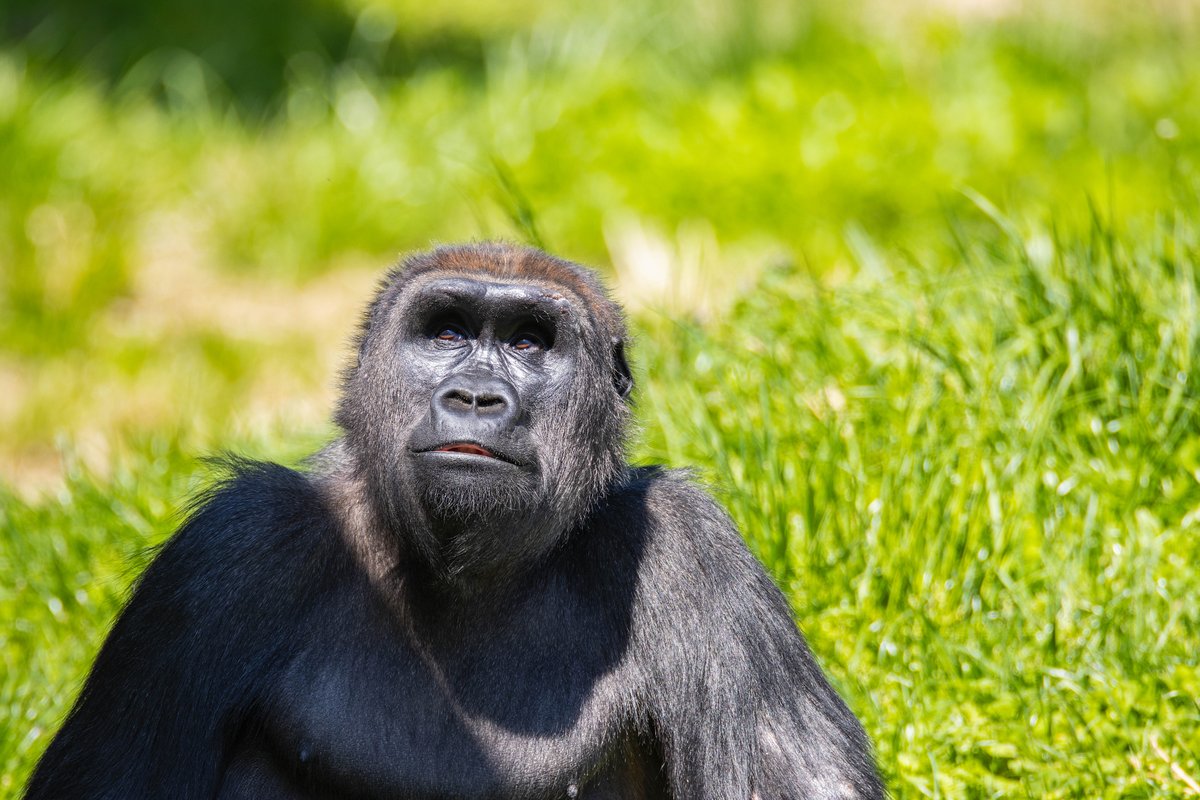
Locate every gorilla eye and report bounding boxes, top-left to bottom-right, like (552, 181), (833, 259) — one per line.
(510, 332), (545, 352)
(433, 323), (468, 343)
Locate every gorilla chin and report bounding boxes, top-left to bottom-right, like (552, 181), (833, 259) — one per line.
(411, 448), (541, 523)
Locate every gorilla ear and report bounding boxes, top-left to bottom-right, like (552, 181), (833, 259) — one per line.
(612, 338), (634, 399)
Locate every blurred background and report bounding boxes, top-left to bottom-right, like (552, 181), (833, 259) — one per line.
(2, 0), (1200, 796)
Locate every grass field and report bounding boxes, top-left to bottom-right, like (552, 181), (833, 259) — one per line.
(3, 0), (1200, 796)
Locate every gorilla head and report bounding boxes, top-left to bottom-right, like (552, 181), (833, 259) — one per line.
(335, 243), (634, 584)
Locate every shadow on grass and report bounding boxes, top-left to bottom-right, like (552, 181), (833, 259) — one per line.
(1, 0), (488, 113)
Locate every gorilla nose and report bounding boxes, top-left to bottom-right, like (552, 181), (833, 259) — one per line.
(433, 373), (520, 428)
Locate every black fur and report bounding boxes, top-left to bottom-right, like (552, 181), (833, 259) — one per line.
(25, 243), (884, 799)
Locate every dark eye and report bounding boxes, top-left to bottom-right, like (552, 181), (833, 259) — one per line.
(510, 332), (545, 352)
(433, 324), (468, 343)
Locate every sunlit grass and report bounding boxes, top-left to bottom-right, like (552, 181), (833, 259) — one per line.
(4, 2), (1199, 488)
(634, 203), (1200, 796)
(5, 205), (1200, 796)
(4, 0), (1200, 796)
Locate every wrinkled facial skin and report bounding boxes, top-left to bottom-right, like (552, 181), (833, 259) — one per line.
(403, 278), (577, 520)
(338, 270), (631, 585)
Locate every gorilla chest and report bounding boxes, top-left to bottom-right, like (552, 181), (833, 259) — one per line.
(236, 583), (652, 799)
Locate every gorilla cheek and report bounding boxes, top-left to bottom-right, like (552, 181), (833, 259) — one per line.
(352, 382), (425, 507)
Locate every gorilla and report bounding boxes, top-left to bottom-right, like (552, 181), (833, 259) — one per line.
(25, 243), (883, 799)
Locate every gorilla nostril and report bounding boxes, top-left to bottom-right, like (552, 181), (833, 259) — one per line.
(443, 389), (474, 411)
(433, 377), (518, 423)
(476, 394), (506, 412)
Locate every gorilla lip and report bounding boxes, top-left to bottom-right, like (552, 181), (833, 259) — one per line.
(411, 440), (524, 466)
(433, 442), (498, 459)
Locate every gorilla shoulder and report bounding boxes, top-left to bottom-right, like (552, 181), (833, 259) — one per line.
(602, 466), (752, 560)
(155, 459), (341, 596)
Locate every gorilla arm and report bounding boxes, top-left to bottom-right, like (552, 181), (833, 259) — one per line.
(631, 475), (884, 800)
(24, 462), (334, 800)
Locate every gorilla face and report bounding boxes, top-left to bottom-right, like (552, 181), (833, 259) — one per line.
(337, 249), (633, 584)
(401, 277), (577, 529)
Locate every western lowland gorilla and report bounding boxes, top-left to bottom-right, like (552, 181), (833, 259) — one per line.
(25, 243), (884, 799)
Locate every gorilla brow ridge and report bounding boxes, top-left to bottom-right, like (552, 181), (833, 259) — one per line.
(393, 241), (625, 340)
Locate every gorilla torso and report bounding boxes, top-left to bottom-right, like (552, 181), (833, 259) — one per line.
(216, 468), (669, 800)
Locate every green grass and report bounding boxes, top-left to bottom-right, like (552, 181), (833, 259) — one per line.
(3, 0), (1200, 796)
(6, 207), (1200, 796)
(635, 204), (1200, 796)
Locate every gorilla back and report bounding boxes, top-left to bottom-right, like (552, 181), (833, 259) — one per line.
(25, 243), (884, 800)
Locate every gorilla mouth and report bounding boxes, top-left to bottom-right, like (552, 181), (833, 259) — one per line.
(410, 439), (526, 468)
(434, 443), (498, 459)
